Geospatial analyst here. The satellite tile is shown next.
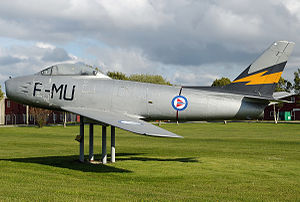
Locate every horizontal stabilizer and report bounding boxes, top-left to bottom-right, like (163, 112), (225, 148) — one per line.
(62, 107), (183, 138)
(272, 91), (296, 100)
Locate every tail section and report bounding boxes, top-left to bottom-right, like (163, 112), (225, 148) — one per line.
(223, 41), (295, 98)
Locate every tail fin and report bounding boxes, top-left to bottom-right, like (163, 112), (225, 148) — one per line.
(223, 41), (295, 98)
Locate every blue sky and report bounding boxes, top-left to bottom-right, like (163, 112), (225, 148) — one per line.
(1, 0), (300, 93)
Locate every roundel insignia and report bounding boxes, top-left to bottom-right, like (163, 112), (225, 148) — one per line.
(172, 95), (188, 111)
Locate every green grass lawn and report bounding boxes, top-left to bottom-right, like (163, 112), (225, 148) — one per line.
(0, 122), (299, 201)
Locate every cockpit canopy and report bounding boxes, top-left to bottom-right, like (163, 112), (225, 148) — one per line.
(39, 63), (109, 78)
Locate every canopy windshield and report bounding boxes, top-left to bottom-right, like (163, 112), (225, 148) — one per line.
(40, 63), (99, 76)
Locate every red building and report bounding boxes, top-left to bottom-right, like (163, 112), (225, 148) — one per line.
(264, 95), (300, 120)
(5, 99), (26, 124)
(4, 98), (77, 125)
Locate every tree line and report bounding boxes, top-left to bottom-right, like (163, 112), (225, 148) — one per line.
(0, 85), (3, 100)
(107, 71), (171, 85)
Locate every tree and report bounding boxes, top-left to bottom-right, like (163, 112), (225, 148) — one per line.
(29, 107), (50, 128)
(0, 85), (4, 100)
(128, 74), (171, 85)
(273, 102), (284, 124)
(211, 77), (231, 87)
(294, 68), (300, 93)
(275, 77), (292, 92)
(107, 71), (171, 85)
(273, 75), (295, 124)
(107, 71), (128, 80)
(211, 77), (231, 124)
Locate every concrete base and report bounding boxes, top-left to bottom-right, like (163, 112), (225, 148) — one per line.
(101, 126), (107, 164)
(111, 126), (115, 163)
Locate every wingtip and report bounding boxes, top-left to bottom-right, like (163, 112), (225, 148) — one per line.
(145, 133), (183, 138)
(169, 134), (184, 138)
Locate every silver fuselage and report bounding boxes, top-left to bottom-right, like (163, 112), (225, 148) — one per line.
(5, 75), (267, 121)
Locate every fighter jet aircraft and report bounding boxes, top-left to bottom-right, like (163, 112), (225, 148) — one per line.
(5, 41), (295, 138)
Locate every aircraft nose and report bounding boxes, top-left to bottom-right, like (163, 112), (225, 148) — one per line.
(5, 78), (14, 98)
(5, 76), (32, 102)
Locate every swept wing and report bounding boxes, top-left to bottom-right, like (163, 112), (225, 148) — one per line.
(62, 107), (182, 138)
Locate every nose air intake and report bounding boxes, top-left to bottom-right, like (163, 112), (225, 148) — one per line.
(5, 76), (32, 103)
(5, 78), (12, 98)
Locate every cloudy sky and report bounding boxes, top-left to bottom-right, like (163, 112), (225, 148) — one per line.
(1, 0), (300, 92)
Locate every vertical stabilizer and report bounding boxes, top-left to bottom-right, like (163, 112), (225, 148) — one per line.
(223, 41), (295, 97)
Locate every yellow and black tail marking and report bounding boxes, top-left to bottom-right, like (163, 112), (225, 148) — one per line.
(222, 61), (286, 97)
(232, 70), (282, 85)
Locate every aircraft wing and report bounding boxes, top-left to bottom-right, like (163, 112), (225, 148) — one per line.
(62, 107), (183, 138)
(273, 92), (296, 100)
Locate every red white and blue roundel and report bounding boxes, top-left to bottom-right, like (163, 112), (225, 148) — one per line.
(172, 95), (188, 111)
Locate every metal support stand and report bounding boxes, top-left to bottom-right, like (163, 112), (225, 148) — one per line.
(89, 123), (94, 161)
(26, 105), (29, 125)
(102, 126), (107, 164)
(64, 112), (67, 128)
(79, 116), (84, 162)
(111, 126), (115, 163)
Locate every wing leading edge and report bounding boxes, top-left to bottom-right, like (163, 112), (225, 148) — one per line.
(62, 107), (183, 138)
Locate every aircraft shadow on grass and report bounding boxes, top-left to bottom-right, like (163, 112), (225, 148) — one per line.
(116, 156), (198, 163)
(96, 153), (198, 163)
(1, 153), (198, 173)
(0, 154), (131, 173)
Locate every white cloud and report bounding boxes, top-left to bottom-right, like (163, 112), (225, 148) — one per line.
(98, 0), (172, 28)
(0, 43), (78, 91)
(169, 62), (241, 86)
(281, 0), (300, 15)
(86, 46), (154, 74)
(36, 42), (55, 50)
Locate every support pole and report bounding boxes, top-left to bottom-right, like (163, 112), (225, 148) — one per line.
(26, 105), (29, 125)
(64, 112), (67, 128)
(273, 104), (279, 124)
(111, 126), (115, 163)
(102, 126), (107, 164)
(89, 123), (94, 161)
(79, 116), (84, 162)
